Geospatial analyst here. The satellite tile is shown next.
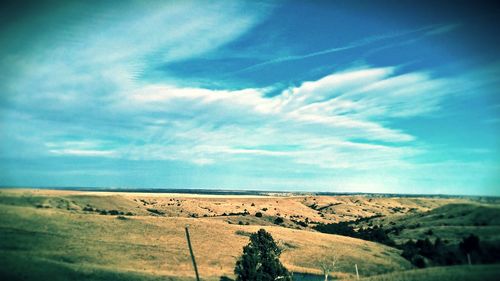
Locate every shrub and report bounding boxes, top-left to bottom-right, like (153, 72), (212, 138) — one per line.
(255, 212), (263, 218)
(274, 217), (284, 224)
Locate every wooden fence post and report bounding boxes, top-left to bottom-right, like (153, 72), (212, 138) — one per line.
(185, 225), (200, 281)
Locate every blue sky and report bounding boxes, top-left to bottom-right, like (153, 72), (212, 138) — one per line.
(0, 0), (499, 195)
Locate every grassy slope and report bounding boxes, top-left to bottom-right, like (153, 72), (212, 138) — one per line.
(357, 264), (500, 281)
(300, 196), (464, 222)
(0, 190), (412, 280)
(359, 203), (500, 244)
(0, 251), (178, 281)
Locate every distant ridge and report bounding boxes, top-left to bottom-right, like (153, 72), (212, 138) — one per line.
(1, 186), (498, 201)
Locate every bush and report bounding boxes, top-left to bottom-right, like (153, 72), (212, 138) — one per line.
(274, 217), (284, 224)
(255, 212), (263, 218)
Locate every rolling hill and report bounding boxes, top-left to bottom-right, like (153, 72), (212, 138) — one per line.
(0, 189), (414, 280)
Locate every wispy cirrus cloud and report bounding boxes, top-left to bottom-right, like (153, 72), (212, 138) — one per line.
(104, 65), (458, 169)
(1, 0), (271, 109)
(232, 23), (461, 74)
(45, 140), (117, 157)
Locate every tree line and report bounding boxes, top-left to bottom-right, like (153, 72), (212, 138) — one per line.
(313, 221), (500, 268)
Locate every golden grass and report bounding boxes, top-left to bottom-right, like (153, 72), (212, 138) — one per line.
(0, 188), (469, 224)
(0, 189), (418, 280)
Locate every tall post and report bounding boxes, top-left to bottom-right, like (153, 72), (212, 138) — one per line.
(467, 253), (471, 265)
(185, 225), (200, 281)
(355, 264), (359, 280)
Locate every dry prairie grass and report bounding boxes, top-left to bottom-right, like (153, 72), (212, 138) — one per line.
(0, 189), (418, 280)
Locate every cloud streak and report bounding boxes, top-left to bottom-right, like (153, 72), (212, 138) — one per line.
(232, 24), (457, 74)
(103, 65), (457, 169)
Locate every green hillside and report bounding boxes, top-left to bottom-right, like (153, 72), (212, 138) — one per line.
(359, 264), (500, 281)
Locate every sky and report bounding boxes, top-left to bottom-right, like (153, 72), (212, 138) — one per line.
(0, 0), (499, 195)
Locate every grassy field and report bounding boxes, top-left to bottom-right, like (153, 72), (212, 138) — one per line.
(357, 264), (500, 281)
(0, 189), (414, 280)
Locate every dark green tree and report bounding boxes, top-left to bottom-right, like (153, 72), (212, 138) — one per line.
(234, 229), (292, 281)
(459, 234), (480, 254)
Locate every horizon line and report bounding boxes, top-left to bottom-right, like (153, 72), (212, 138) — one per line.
(1, 185), (498, 198)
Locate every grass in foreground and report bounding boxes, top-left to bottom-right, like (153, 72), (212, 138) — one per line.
(358, 264), (500, 281)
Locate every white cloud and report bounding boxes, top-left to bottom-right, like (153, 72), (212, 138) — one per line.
(49, 149), (116, 157)
(3, 0), (269, 114)
(107, 65), (450, 167)
(4, 57), (462, 171)
(45, 140), (116, 157)
(280, 67), (394, 107)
